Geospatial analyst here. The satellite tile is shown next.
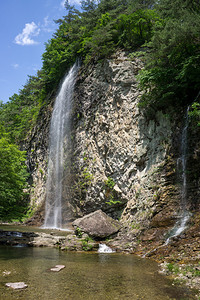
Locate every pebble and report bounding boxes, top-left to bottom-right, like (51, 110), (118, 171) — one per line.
(3, 271), (11, 276)
(5, 282), (28, 289)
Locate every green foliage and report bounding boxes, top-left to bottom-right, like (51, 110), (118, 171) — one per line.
(39, 168), (44, 176)
(117, 9), (161, 49)
(104, 177), (115, 189)
(166, 262), (200, 280)
(75, 227), (83, 238)
(42, 1), (156, 85)
(0, 73), (44, 143)
(138, 0), (200, 110)
(167, 263), (180, 274)
(75, 167), (94, 192)
(155, 0), (200, 18)
(0, 129), (29, 221)
(184, 265), (200, 277)
(189, 92), (200, 126)
(81, 236), (94, 251)
(104, 177), (122, 206)
(105, 197), (122, 206)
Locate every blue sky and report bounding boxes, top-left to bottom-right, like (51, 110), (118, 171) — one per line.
(0, 0), (81, 103)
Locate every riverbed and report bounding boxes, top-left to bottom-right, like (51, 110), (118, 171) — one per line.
(0, 245), (196, 300)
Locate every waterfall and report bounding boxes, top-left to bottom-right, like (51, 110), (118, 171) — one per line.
(143, 107), (191, 256)
(179, 106), (189, 210)
(98, 244), (116, 253)
(44, 63), (79, 229)
(165, 107), (190, 244)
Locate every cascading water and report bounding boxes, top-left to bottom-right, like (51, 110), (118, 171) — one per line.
(44, 63), (79, 229)
(178, 107), (189, 210)
(98, 244), (116, 253)
(165, 107), (190, 244)
(143, 107), (191, 256)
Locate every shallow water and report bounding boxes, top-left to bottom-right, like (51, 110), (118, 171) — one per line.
(0, 246), (195, 300)
(0, 224), (72, 236)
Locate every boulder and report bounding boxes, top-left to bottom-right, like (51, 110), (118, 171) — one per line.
(72, 210), (121, 239)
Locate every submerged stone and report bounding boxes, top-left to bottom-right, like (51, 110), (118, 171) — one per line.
(50, 265), (65, 272)
(72, 209), (121, 238)
(6, 282), (28, 289)
(3, 271), (11, 276)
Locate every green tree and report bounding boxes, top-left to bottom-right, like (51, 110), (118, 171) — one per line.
(0, 73), (44, 143)
(0, 127), (28, 221)
(117, 9), (160, 49)
(127, 0), (156, 11)
(81, 0), (97, 12)
(138, 0), (200, 110)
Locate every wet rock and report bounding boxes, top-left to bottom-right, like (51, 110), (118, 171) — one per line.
(0, 230), (38, 246)
(150, 212), (177, 228)
(50, 265), (65, 272)
(31, 232), (66, 247)
(0, 229), (74, 248)
(60, 234), (99, 251)
(140, 228), (163, 241)
(6, 282), (28, 289)
(72, 209), (121, 239)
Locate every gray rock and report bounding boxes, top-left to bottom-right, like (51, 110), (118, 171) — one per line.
(72, 209), (121, 238)
(6, 282), (28, 289)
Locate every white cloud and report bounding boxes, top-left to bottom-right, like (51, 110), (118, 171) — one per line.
(14, 22), (40, 46)
(11, 63), (19, 69)
(41, 16), (55, 32)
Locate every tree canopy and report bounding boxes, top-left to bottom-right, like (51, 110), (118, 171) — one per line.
(138, 0), (200, 111)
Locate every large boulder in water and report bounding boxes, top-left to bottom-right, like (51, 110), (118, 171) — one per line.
(72, 210), (121, 239)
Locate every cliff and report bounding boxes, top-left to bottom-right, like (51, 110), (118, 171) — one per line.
(72, 51), (175, 227)
(26, 51), (200, 261)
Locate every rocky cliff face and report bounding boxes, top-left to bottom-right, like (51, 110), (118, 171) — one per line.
(24, 101), (54, 223)
(70, 51), (181, 239)
(26, 51), (200, 256)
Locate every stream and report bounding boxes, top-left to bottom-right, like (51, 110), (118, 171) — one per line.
(0, 242), (195, 299)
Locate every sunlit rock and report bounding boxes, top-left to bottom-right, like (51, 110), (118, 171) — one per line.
(72, 209), (121, 238)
